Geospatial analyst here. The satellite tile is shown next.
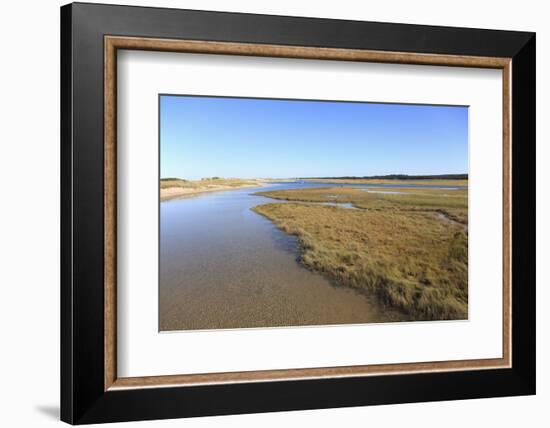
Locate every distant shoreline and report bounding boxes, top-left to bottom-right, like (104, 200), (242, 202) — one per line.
(303, 178), (468, 187)
(160, 176), (468, 201)
(161, 182), (266, 201)
(300, 174), (468, 181)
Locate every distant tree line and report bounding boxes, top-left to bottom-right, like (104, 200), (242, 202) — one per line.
(301, 174), (468, 180)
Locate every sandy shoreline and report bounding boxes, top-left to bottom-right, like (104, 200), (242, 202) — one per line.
(160, 183), (266, 201)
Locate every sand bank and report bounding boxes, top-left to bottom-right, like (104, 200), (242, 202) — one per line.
(161, 183), (264, 201)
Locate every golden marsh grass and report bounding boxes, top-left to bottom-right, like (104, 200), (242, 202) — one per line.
(253, 185), (468, 320)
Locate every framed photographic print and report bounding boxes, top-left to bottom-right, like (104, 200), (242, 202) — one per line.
(60, 2), (536, 424)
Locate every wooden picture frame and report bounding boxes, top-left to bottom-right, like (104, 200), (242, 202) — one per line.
(61, 2), (535, 424)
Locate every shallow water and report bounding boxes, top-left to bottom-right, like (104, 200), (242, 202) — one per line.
(159, 181), (457, 331)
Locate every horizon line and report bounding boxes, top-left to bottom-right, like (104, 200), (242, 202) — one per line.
(160, 173), (469, 180)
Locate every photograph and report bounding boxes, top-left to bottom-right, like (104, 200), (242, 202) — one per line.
(53, 2), (537, 425)
(159, 95), (469, 331)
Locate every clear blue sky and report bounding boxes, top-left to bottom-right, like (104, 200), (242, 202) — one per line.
(160, 95), (468, 179)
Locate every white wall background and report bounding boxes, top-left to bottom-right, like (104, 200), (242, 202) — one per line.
(0, 0), (546, 426)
